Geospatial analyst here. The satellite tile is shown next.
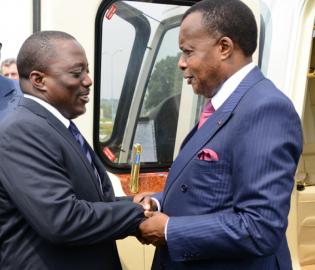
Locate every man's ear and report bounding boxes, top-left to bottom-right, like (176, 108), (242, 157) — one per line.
(218, 37), (234, 60)
(29, 71), (47, 92)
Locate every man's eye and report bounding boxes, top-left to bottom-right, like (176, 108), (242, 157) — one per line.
(182, 50), (192, 58)
(70, 72), (82, 78)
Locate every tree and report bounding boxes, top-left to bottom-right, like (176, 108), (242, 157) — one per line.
(143, 53), (182, 114)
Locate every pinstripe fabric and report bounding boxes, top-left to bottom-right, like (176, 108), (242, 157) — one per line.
(152, 67), (303, 270)
(0, 76), (21, 122)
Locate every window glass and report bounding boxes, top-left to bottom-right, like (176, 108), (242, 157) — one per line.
(96, 0), (193, 169)
(133, 27), (183, 163)
(99, 8), (135, 142)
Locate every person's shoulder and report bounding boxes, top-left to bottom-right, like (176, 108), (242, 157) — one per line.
(0, 75), (13, 89)
(239, 74), (297, 115)
(257, 77), (292, 104)
(0, 102), (48, 139)
(0, 75), (21, 95)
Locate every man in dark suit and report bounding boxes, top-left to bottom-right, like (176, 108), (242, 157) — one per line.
(0, 42), (21, 121)
(0, 31), (144, 270)
(136, 0), (303, 269)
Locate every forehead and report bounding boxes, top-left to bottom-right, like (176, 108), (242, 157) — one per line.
(3, 64), (17, 71)
(49, 39), (87, 65)
(179, 12), (210, 44)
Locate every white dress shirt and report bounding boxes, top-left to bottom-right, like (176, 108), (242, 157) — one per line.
(211, 62), (255, 110)
(24, 94), (70, 128)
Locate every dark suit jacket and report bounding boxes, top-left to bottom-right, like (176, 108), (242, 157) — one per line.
(0, 75), (21, 121)
(152, 67), (303, 270)
(0, 98), (144, 270)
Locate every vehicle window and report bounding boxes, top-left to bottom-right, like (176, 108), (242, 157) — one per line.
(133, 27), (183, 163)
(100, 11), (134, 142)
(95, 0), (194, 171)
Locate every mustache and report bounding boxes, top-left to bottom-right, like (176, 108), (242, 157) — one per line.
(79, 89), (90, 95)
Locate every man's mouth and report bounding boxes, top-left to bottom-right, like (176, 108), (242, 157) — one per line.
(79, 90), (90, 102)
(185, 76), (193, 85)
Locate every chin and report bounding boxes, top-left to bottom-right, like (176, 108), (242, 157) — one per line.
(193, 88), (204, 97)
(192, 87), (200, 94)
(70, 108), (86, 119)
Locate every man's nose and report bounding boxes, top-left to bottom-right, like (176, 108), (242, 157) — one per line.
(178, 54), (187, 70)
(82, 73), (93, 87)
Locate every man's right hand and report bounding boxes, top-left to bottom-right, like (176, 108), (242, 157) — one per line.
(133, 192), (157, 217)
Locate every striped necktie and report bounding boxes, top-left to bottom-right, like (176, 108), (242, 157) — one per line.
(198, 100), (215, 129)
(68, 121), (103, 192)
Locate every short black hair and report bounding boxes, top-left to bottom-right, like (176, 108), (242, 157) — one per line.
(17, 31), (76, 79)
(182, 0), (257, 57)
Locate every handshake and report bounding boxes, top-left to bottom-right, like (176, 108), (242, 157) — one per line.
(133, 192), (169, 247)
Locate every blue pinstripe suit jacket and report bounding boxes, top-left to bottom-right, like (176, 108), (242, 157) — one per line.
(0, 75), (21, 122)
(152, 67), (303, 270)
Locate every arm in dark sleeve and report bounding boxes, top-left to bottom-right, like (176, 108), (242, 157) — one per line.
(0, 121), (144, 246)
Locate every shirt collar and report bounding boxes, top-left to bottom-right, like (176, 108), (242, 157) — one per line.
(211, 62), (256, 110)
(24, 94), (70, 128)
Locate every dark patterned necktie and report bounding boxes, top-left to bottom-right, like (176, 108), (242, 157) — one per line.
(68, 121), (103, 192)
(198, 100), (215, 129)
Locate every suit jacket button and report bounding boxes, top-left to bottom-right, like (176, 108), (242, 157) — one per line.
(181, 184), (188, 192)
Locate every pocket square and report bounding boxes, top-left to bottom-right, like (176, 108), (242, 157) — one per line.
(197, 148), (219, 161)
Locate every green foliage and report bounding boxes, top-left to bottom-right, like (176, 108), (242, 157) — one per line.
(99, 99), (117, 141)
(143, 53), (182, 113)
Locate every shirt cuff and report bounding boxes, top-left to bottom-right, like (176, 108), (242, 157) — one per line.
(150, 198), (168, 241)
(151, 197), (161, 211)
(164, 217), (169, 241)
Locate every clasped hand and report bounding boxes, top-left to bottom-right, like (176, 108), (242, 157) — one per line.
(133, 192), (169, 246)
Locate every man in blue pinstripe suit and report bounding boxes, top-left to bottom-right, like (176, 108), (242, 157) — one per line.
(0, 42), (21, 121)
(136, 0), (303, 269)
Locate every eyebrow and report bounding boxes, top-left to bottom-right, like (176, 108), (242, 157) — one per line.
(68, 62), (89, 69)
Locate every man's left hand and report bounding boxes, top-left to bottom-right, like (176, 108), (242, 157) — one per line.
(138, 212), (169, 246)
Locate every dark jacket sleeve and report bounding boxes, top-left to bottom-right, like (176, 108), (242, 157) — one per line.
(0, 116), (144, 246)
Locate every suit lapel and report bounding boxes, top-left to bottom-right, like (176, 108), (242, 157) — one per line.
(20, 98), (104, 199)
(90, 149), (115, 199)
(163, 110), (232, 197)
(179, 125), (198, 150)
(162, 67), (265, 200)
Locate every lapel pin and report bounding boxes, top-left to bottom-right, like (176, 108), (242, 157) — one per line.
(217, 120), (222, 125)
